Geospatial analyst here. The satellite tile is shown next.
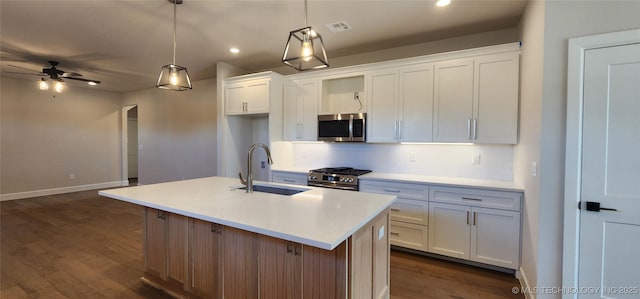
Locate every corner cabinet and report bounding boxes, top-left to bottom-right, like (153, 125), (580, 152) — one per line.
(225, 72), (278, 115)
(433, 52), (520, 144)
(428, 186), (522, 270)
(283, 79), (319, 141)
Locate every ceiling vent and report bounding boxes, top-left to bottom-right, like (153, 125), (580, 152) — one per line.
(325, 21), (351, 33)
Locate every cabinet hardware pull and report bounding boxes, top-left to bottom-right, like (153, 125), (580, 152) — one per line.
(390, 208), (400, 212)
(211, 223), (217, 233)
(284, 179), (295, 183)
(466, 211), (470, 225)
(157, 210), (166, 220)
(384, 189), (401, 193)
(394, 120), (398, 140)
(294, 244), (300, 256)
(398, 120), (403, 140)
(462, 197), (483, 201)
(390, 232), (400, 236)
(473, 212), (477, 226)
(286, 243), (293, 253)
(467, 118), (472, 140)
(473, 118), (478, 140)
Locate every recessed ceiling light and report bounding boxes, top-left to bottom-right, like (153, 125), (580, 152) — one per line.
(230, 47), (240, 54)
(436, 0), (451, 7)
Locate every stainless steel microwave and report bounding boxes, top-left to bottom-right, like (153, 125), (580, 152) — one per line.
(317, 113), (366, 142)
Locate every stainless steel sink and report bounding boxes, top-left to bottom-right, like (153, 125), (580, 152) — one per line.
(233, 184), (309, 196)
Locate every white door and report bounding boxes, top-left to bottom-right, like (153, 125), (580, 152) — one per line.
(579, 43), (640, 298)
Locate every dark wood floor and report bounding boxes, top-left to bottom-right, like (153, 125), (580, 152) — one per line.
(1, 189), (523, 299)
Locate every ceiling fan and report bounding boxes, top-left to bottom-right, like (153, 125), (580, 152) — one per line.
(6, 60), (101, 86)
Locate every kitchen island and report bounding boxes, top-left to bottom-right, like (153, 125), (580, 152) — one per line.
(99, 176), (396, 299)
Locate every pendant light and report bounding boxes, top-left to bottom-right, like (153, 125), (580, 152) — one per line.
(156, 0), (192, 91)
(282, 0), (329, 71)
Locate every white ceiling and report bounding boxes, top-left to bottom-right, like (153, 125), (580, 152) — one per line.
(0, 0), (527, 93)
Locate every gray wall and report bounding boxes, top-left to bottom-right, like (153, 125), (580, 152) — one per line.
(122, 78), (218, 185)
(1, 77), (123, 197)
(516, 1), (640, 297)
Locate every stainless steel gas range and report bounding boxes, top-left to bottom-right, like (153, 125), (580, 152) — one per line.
(307, 167), (372, 191)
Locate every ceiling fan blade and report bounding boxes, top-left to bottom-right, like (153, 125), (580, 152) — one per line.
(7, 64), (43, 74)
(63, 76), (100, 84)
(2, 71), (47, 76)
(61, 72), (83, 77)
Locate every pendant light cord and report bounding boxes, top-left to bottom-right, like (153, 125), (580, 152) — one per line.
(172, 0), (177, 65)
(304, 0), (308, 27)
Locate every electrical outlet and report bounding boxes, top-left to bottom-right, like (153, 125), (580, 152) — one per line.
(261, 161), (266, 169)
(530, 161), (537, 177)
(69, 173), (75, 180)
(472, 153), (481, 165)
(378, 226), (385, 240)
(409, 152), (416, 162)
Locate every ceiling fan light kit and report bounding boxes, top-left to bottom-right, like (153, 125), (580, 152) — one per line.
(282, 0), (329, 71)
(156, 0), (192, 91)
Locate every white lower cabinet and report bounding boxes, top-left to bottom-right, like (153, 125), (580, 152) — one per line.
(271, 170), (308, 186)
(428, 187), (522, 270)
(360, 180), (429, 251)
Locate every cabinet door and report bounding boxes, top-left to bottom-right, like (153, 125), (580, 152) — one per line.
(259, 236), (302, 299)
(473, 52), (519, 144)
(389, 220), (428, 251)
(223, 226), (258, 299)
(225, 83), (246, 115)
(428, 202), (470, 260)
(366, 68), (399, 143)
(144, 208), (167, 279)
(390, 198), (429, 225)
(299, 80), (319, 141)
(433, 59), (474, 143)
(399, 63), (434, 142)
(245, 80), (270, 113)
(470, 207), (520, 269)
(283, 81), (300, 140)
(167, 213), (188, 287)
(190, 219), (222, 299)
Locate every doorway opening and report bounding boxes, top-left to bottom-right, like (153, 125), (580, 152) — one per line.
(122, 105), (138, 186)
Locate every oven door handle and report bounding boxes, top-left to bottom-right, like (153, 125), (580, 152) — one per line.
(307, 181), (358, 191)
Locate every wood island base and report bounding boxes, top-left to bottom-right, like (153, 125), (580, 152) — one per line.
(141, 207), (390, 299)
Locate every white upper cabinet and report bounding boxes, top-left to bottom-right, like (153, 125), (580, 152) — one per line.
(399, 63), (434, 142)
(366, 68), (399, 143)
(433, 52), (520, 144)
(473, 52), (519, 144)
(433, 58), (475, 143)
(225, 76), (270, 115)
(283, 79), (319, 141)
(367, 63), (434, 143)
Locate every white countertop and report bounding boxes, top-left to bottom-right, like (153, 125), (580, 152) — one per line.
(98, 176), (396, 250)
(271, 168), (524, 192)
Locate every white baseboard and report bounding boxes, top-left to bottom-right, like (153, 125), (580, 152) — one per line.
(0, 181), (128, 201)
(519, 266), (535, 299)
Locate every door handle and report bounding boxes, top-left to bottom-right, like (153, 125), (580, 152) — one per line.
(584, 201), (618, 212)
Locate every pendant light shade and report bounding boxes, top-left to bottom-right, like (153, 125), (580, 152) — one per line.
(282, 0), (329, 71)
(156, 0), (192, 91)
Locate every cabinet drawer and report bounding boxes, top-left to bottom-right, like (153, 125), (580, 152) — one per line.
(390, 198), (428, 225)
(271, 172), (308, 186)
(389, 221), (428, 251)
(360, 181), (428, 201)
(430, 186), (521, 211)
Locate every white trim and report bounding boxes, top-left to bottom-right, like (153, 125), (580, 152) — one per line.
(518, 265), (534, 299)
(562, 28), (640, 299)
(0, 181), (128, 201)
(121, 104), (137, 183)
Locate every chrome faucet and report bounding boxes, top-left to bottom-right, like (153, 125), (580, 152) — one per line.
(239, 143), (273, 193)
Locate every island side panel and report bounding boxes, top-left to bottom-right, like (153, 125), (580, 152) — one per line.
(350, 208), (390, 299)
(373, 209), (390, 299)
(302, 241), (348, 299)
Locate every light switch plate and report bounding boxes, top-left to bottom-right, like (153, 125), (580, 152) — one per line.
(531, 161), (537, 177)
(472, 153), (480, 165)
